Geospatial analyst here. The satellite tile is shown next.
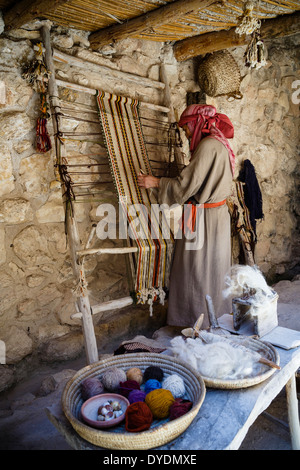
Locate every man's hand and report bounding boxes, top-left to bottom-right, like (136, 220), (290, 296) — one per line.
(137, 173), (159, 189)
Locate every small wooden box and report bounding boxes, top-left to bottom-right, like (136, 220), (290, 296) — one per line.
(232, 291), (278, 337)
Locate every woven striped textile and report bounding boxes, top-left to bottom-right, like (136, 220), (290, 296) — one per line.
(96, 91), (174, 313)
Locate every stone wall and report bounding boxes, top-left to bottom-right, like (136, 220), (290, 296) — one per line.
(207, 35), (299, 280)
(0, 21), (299, 388)
(0, 23), (199, 388)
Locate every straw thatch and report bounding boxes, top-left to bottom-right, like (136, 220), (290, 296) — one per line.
(1, 0), (300, 43)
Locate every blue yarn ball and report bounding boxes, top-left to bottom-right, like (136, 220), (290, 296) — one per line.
(144, 379), (161, 395)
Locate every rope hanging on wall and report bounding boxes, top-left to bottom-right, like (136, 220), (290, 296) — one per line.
(235, 1), (261, 36)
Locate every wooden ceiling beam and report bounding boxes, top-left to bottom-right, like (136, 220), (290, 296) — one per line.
(173, 11), (300, 62)
(3, 0), (71, 30)
(89, 0), (219, 50)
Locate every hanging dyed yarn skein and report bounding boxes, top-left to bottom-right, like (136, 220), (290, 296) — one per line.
(22, 43), (52, 153)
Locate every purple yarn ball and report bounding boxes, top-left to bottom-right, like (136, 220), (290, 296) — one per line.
(128, 389), (146, 404)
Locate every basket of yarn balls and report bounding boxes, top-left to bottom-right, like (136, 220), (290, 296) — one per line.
(62, 353), (206, 450)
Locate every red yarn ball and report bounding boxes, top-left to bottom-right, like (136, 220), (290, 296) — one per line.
(169, 398), (193, 421)
(125, 402), (153, 432)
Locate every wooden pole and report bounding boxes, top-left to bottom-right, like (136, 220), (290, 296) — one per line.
(174, 11), (300, 62)
(71, 296), (134, 319)
(160, 64), (185, 166)
(89, 0), (218, 49)
(4, 0), (70, 30)
(42, 24), (99, 365)
(286, 374), (300, 450)
(55, 78), (170, 113)
(53, 48), (165, 90)
(77, 246), (139, 257)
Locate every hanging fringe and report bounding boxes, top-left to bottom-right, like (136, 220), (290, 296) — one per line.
(136, 287), (166, 317)
(244, 31), (267, 69)
(36, 117), (52, 153)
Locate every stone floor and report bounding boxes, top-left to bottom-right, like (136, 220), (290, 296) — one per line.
(0, 279), (299, 451)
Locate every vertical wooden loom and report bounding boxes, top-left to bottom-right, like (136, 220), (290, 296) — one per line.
(41, 25), (181, 364)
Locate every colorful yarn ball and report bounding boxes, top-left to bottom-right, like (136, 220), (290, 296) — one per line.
(162, 374), (185, 398)
(145, 388), (175, 419)
(126, 367), (143, 385)
(128, 389), (146, 404)
(101, 367), (127, 391)
(169, 398), (193, 421)
(118, 380), (140, 398)
(125, 401), (153, 432)
(144, 379), (161, 395)
(143, 365), (164, 383)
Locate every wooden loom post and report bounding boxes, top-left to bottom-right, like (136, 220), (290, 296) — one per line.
(41, 24), (99, 364)
(160, 64), (184, 167)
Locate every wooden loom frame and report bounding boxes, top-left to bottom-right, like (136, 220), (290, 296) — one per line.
(41, 25), (180, 364)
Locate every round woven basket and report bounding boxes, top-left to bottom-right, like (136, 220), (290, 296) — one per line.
(197, 50), (243, 99)
(200, 338), (280, 389)
(62, 353), (206, 450)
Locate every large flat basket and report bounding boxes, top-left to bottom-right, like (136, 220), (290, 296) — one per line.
(200, 337), (280, 389)
(62, 353), (206, 450)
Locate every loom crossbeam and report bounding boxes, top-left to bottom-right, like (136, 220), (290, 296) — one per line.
(71, 296), (134, 320)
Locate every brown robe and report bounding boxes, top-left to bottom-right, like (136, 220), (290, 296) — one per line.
(157, 137), (233, 328)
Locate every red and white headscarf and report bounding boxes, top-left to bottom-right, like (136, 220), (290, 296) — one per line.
(178, 104), (235, 175)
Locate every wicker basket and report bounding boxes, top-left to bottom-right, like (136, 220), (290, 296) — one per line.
(62, 353), (206, 450)
(200, 337), (280, 390)
(197, 50), (243, 99)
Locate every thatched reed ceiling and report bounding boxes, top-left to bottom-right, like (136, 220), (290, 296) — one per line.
(1, 0), (299, 42)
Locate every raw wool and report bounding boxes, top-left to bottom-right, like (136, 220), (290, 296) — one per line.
(170, 336), (259, 380)
(223, 264), (275, 308)
(169, 336), (198, 372)
(162, 374), (185, 398)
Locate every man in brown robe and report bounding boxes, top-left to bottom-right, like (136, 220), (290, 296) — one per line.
(138, 104), (235, 328)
